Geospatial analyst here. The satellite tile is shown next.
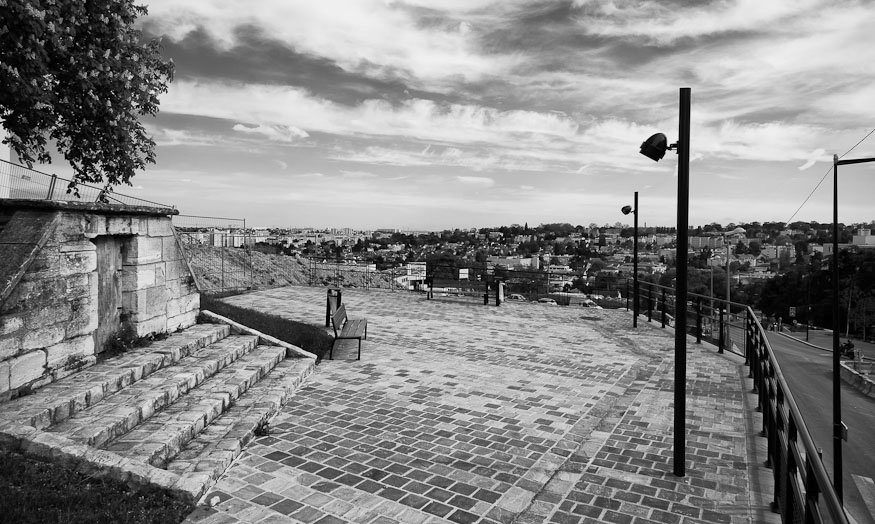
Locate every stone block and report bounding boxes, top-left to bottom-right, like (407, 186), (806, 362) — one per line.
(55, 213), (87, 243)
(146, 217), (174, 237)
(10, 350), (46, 389)
(0, 361), (9, 395)
(167, 293), (200, 319)
(52, 355), (96, 381)
(106, 216), (140, 235)
(1, 278), (66, 315)
(83, 214), (107, 238)
(21, 245), (61, 282)
(163, 236), (182, 261)
(124, 236), (164, 264)
(167, 310), (198, 333)
(65, 297), (98, 338)
(122, 264), (158, 290)
(23, 325), (65, 351)
(24, 303), (73, 331)
(0, 315), (23, 337)
(165, 259), (187, 282)
(46, 335), (95, 367)
(59, 239), (96, 253)
(122, 286), (170, 319)
(132, 315), (168, 338)
(0, 335), (20, 361)
(60, 250), (97, 276)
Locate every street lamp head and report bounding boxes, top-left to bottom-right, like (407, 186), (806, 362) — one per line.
(640, 133), (669, 162)
(621, 205), (633, 215)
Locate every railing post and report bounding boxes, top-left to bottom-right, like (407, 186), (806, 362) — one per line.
(661, 288), (666, 328)
(745, 310), (751, 367)
(647, 285), (653, 322)
(625, 280), (630, 312)
(46, 174), (57, 200)
(718, 306), (725, 353)
(696, 297), (702, 344)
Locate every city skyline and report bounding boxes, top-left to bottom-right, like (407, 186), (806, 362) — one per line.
(28, 1), (875, 229)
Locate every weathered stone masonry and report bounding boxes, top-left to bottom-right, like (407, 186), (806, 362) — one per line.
(0, 200), (199, 401)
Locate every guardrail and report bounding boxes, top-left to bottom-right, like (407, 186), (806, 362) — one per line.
(629, 279), (849, 524)
(0, 159), (172, 209)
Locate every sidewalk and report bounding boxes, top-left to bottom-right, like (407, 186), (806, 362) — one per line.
(185, 286), (779, 524)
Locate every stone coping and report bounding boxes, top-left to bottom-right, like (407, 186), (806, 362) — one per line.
(0, 198), (177, 216)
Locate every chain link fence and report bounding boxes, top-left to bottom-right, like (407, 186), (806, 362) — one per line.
(172, 215), (253, 293)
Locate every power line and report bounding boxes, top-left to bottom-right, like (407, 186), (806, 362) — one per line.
(785, 127), (875, 224)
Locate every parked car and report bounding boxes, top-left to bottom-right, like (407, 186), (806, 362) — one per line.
(537, 298), (557, 305)
(507, 294), (527, 301)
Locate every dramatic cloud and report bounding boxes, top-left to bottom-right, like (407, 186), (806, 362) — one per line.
(131, 0), (875, 228)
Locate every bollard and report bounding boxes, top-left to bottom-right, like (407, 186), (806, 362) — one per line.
(325, 288), (342, 327)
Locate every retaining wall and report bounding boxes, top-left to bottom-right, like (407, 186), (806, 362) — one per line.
(0, 200), (199, 401)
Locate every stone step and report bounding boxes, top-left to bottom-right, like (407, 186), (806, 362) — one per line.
(104, 344), (287, 467)
(166, 358), (315, 493)
(0, 323), (230, 430)
(46, 334), (259, 448)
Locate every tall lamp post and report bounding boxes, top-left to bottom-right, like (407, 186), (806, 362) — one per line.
(831, 154), (875, 502)
(639, 87), (689, 477)
(622, 192), (638, 328)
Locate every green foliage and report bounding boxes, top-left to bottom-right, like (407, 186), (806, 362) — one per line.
(0, 451), (193, 524)
(0, 0), (174, 196)
(200, 294), (333, 362)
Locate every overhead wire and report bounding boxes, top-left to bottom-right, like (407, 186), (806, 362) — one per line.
(785, 127), (875, 224)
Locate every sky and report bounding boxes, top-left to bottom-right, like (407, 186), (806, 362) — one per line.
(45, 1), (875, 229)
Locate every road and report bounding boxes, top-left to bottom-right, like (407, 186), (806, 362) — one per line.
(761, 331), (875, 524)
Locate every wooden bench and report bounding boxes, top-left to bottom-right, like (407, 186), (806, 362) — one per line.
(329, 304), (368, 360)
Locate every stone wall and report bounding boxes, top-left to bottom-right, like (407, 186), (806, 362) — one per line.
(0, 201), (199, 401)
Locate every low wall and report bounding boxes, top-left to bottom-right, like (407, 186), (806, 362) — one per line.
(840, 360), (874, 399)
(0, 200), (199, 401)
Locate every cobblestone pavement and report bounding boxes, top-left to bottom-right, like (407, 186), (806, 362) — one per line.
(185, 286), (778, 524)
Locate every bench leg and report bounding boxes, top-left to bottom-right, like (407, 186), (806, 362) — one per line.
(330, 340), (335, 360)
(357, 338), (361, 360)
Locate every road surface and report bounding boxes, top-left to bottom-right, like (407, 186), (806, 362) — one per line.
(761, 331), (875, 524)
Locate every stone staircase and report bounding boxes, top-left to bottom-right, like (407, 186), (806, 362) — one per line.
(0, 312), (316, 503)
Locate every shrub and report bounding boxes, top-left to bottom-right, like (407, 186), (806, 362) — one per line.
(200, 294), (333, 363)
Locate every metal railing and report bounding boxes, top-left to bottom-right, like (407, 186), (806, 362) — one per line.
(0, 159), (172, 208)
(628, 279), (849, 524)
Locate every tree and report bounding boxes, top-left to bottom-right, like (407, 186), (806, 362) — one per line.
(1, 1), (173, 196)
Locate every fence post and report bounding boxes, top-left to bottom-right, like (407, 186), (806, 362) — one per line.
(220, 241), (225, 293)
(647, 285), (653, 322)
(696, 297), (702, 344)
(718, 307), (725, 353)
(661, 288), (666, 328)
(46, 174), (57, 200)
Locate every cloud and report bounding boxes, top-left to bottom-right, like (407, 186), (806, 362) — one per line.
(142, 0), (522, 85)
(457, 176), (495, 187)
(232, 123), (309, 142)
(273, 159), (288, 170)
(798, 149), (826, 171)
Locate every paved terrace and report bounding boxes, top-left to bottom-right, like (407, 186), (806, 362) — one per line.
(187, 286), (779, 524)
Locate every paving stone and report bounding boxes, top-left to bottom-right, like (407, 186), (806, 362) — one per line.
(176, 286), (779, 524)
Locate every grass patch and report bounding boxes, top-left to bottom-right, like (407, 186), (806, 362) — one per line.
(0, 451), (193, 524)
(200, 294), (333, 363)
